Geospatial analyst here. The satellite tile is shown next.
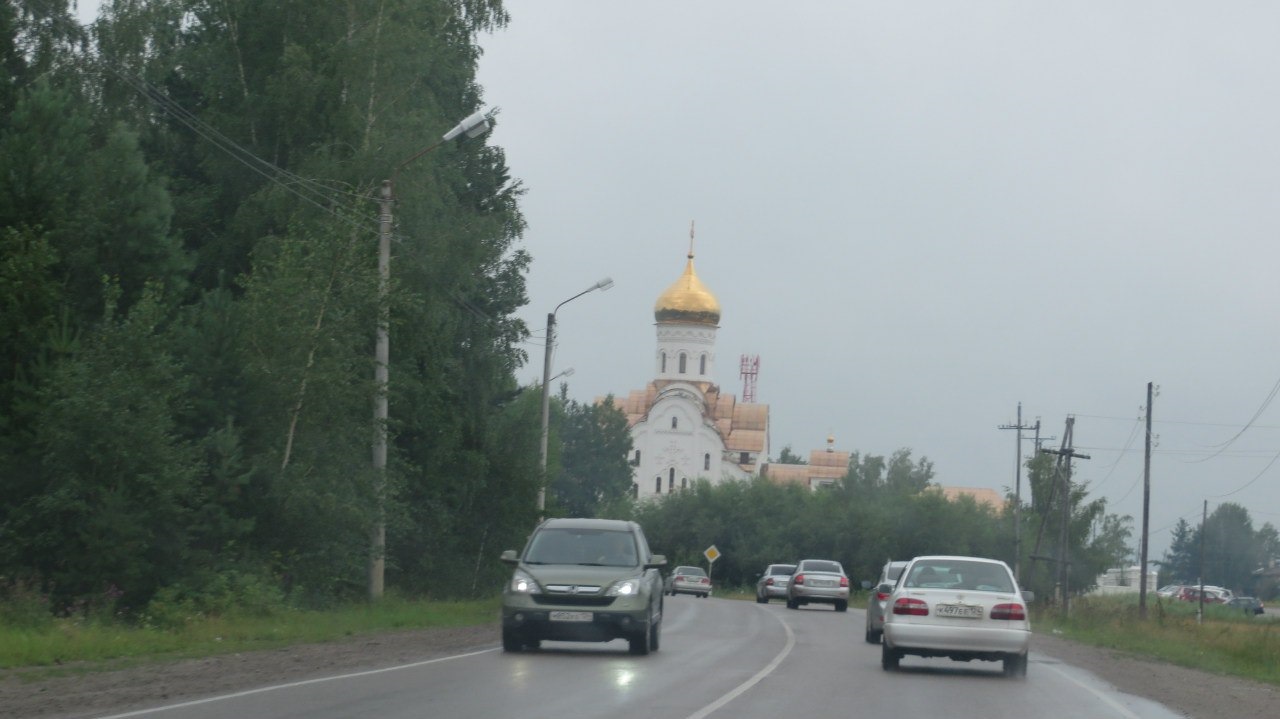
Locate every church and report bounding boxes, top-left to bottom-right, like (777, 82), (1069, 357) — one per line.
(607, 246), (769, 500)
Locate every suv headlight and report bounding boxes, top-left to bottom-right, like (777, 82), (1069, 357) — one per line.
(607, 578), (641, 597)
(510, 569), (541, 594)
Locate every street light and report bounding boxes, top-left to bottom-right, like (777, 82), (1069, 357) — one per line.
(537, 278), (614, 514)
(371, 109), (491, 601)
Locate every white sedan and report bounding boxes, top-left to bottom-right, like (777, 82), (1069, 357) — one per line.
(881, 555), (1032, 677)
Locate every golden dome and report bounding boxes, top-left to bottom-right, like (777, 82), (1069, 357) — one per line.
(654, 252), (720, 325)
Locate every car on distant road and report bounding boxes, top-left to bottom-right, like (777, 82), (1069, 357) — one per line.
(1156, 583), (1185, 599)
(499, 517), (667, 654)
(786, 558), (850, 611)
(1226, 596), (1265, 615)
(755, 563), (796, 603)
(666, 565), (712, 598)
(865, 559), (910, 643)
(1176, 585), (1231, 603)
(881, 555), (1031, 677)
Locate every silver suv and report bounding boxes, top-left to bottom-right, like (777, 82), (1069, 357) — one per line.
(865, 559), (909, 643)
(500, 518), (667, 654)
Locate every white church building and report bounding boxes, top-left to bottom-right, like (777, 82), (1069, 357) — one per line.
(607, 248), (769, 500)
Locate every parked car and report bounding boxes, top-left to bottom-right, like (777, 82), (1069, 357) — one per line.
(1176, 585), (1231, 603)
(881, 555), (1031, 677)
(666, 565), (712, 598)
(865, 559), (910, 643)
(499, 517), (667, 654)
(786, 558), (850, 611)
(755, 563), (796, 603)
(1156, 584), (1185, 599)
(1226, 596), (1265, 616)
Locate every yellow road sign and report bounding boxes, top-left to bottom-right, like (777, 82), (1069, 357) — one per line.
(704, 545), (720, 562)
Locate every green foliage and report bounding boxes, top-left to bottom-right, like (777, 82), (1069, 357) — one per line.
(549, 392), (634, 518)
(1159, 504), (1280, 596)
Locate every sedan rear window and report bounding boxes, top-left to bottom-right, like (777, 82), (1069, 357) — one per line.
(801, 560), (842, 574)
(905, 560), (1014, 592)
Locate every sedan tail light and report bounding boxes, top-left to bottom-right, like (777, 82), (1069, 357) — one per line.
(892, 597), (929, 616)
(990, 603), (1026, 621)
(875, 591), (891, 601)
(793, 574), (806, 585)
(765, 578), (775, 586)
(839, 576), (849, 588)
(700, 577), (710, 584)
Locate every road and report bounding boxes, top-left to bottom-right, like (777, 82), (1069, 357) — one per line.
(99, 597), (1182, 719)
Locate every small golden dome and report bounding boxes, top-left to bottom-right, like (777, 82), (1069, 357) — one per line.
(654, 252), (720, 325)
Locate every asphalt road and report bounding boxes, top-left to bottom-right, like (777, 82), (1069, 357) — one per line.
(100, 597), (1183, 719)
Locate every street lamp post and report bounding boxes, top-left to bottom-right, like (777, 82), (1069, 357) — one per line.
(371, 109), (490, 601)
(537, 278), (615, 515)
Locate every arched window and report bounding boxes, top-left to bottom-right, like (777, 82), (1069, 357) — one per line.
(668, 468), (675, 492)
(679, 353), (687, 373)
(633, 450), (641, 466)
(704, 453), (711, 471)
(660, 352), (667, 372)
(681, 477), (687, 489)
(699, 354), (707, 374)
(671, 416), (678, 430)
(655, 477), (662, 494)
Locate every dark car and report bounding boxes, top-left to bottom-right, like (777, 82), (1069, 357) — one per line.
(1227, 596), (1265, 615)
(500, 518), (667, 654)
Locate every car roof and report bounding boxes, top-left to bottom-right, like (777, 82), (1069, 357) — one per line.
(539, 517), (636, 531)
(768, 563), (796, 571)
(674, 565), (704, 572)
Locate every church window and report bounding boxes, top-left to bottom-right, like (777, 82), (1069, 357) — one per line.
(632, 450), (641, 466)
(681, 477), (687, 489)
(668, 468), (675, 492)
(704, 453), (710, 471)
(654, 477), (661, 494)
(671, 416), (678, 430)
(679, 353), (687, 373)
(699, 354), (707, 374)
(740, 451), (750, 465)
(660, 352), (667, 372)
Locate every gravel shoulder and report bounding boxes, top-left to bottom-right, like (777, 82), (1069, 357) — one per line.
(2, 624), (1276, 719)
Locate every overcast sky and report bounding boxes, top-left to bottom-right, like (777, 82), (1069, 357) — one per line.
(474, 1), (1280, 560)
(72, 2), (1279, 560)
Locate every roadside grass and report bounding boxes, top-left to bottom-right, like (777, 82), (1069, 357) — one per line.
(1035, 594), (1280, 686)
(0, 595), (499, 675)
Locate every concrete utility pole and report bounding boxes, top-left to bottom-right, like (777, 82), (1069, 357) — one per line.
(1038, 417), (1089, 618)
(999, 403), (1033, 582)
(1139, 382), (1154, 619)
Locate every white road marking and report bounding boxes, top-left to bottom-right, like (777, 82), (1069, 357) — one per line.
(683, 607), (796, 719)
(94, 647), (499, 718)
(1040, 658), (1143, 719)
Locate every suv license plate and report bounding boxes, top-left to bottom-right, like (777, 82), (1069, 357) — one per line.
(550, 611), (593, 622)
(936, 604), (983, 618)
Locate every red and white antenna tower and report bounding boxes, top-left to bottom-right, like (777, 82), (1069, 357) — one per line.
(739, 354), (760, 403)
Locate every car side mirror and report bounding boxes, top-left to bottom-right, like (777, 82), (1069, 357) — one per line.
(500, 549), (519, 565)
(877, 583), (894, 594)
(646, 554), (668, 569)
(1021, 590), (1035, 603)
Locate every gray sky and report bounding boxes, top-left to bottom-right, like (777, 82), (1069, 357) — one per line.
(476, 1), (1280, 559)
(72, 2), (1278, 560)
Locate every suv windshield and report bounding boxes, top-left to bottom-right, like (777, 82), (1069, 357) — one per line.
(524, 528), (639, 567)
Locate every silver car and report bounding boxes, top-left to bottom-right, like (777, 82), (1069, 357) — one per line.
(785, 558), (850, 612)
(865, 559), (909, 643)
(666, 565), (712, 598)
(500, 518), (667, 655)
(881, 555), (1031, 677)
(755, 563), (796, 603)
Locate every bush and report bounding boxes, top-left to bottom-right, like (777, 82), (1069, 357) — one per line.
(0, 578), (53, 629)
(141, 569), (286, 629)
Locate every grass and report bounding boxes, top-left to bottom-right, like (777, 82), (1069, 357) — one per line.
(1034, 595), (1280, 686)
(0, 595), (499, 676)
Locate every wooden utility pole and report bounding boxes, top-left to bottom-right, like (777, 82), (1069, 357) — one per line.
(1039, 417), (1090, 618)
(1139, 382), (1154, 619)
(999, 403), (1033, 582)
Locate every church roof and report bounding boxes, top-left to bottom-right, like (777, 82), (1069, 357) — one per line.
(603, 383), (768, 457)
(653, 252), (720, 326)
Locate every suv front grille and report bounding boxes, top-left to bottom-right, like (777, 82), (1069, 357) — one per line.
(533, 586), (617, 607)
